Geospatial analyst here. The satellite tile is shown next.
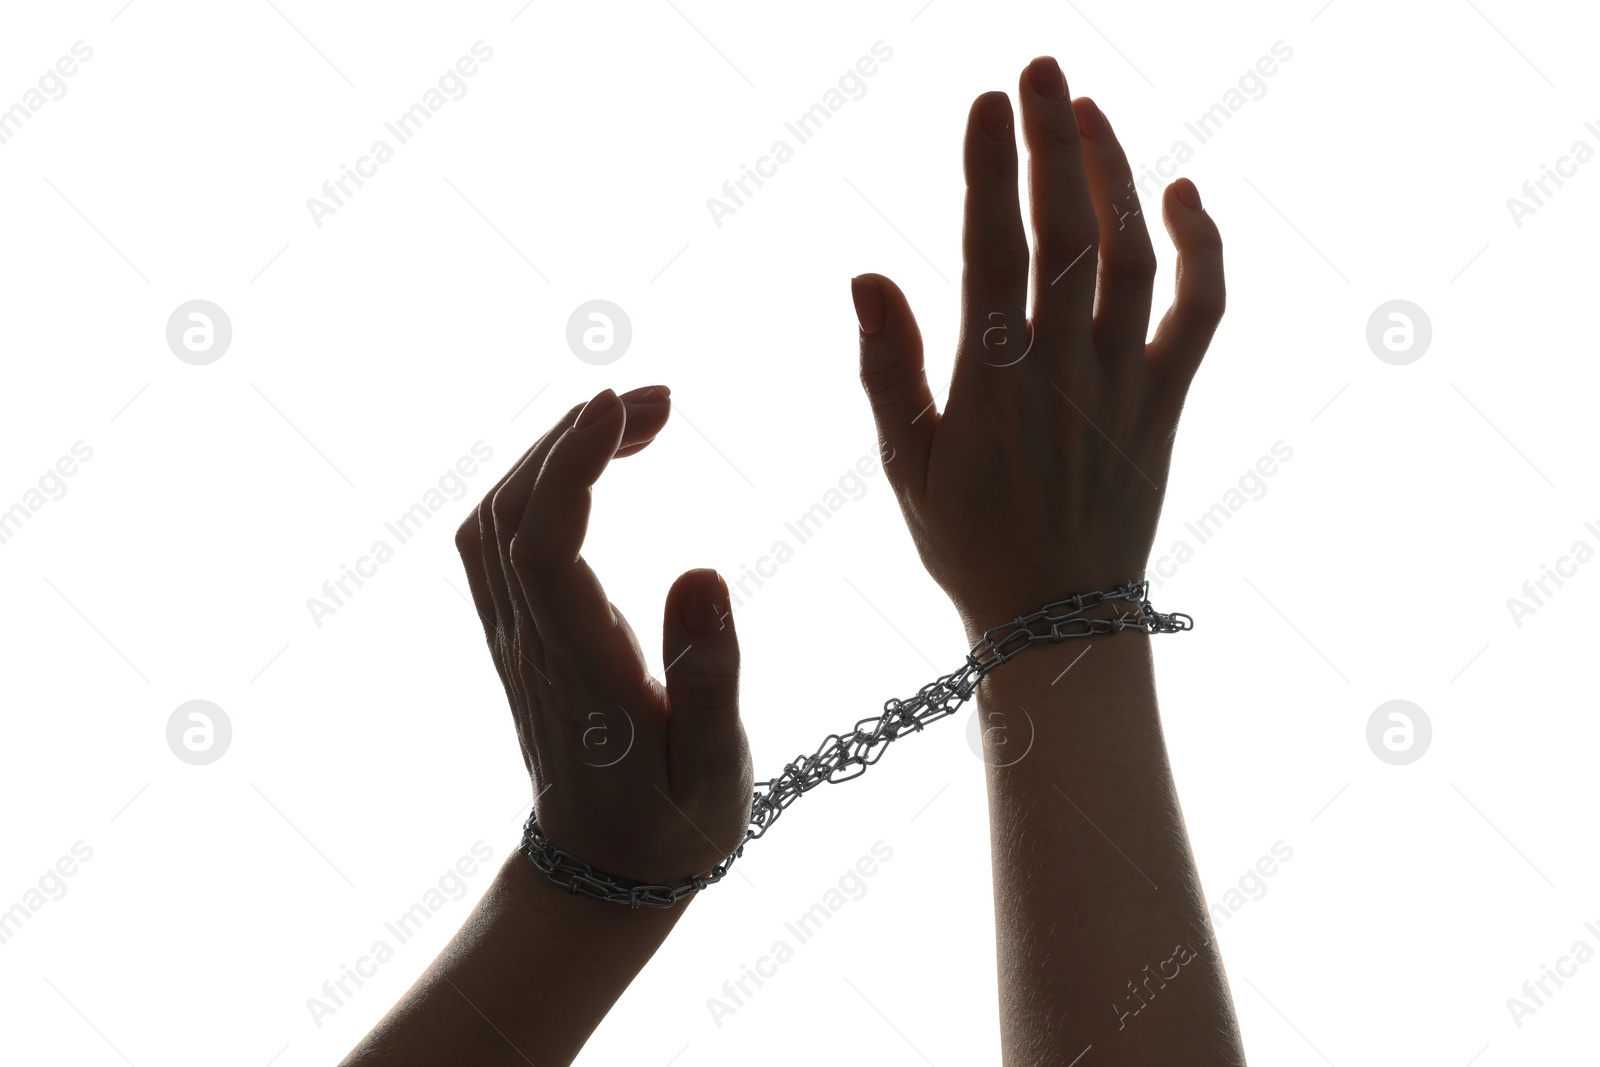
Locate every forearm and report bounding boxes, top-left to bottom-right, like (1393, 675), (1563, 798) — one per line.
(973, 628), (1245, 1066)
(341, 851), (686, 1066)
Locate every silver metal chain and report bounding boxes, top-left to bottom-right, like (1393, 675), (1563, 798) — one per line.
(520, 580), (1191, 908)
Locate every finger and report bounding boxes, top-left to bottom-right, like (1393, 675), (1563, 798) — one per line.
(460, 406), (583, 658)
(1147, 179), (1225, 412)
(454, 511), (500, 647)
(461, 388), (665, 783)
(456, 499), (540, 781)
(1018, 56), (1098, 342)
(853, 273), (935, 500)
(511, 389), (641, 673)
(1072, 97), (1158, 366)
(462, 422), (580, 778)
(490, 387), (671, 622)
(661, 568), (748, 804)
(613, 385), (673, 456)
(959, 91), (1030, 379)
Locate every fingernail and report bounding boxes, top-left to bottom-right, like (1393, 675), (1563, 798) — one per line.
(1029, 57), (1066, 102)
(979, 91), (1012, 141)
(681, 568), (728, 636)
(619, 384), (670, 403)
(851, 276), (884, 336)
(575, 388), (619, 429)
(1073, 97), (1107, 138)
(1175, 178), (1202, 210)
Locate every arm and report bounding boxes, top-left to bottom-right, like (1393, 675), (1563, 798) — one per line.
(852, 55), (1245, 1064)
(339, 853), (686, 1065)
(975, 631), (1240, 1063)
(343, 385), (753, 1065)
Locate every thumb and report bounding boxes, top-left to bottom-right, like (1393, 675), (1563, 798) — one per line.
(853, 273), (935, 500)
(662, 568), (746, 794)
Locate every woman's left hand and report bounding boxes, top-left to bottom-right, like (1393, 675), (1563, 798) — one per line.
(455, 385), (755, 891)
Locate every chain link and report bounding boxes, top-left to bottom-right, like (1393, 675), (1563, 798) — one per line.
(520, 580), (1190, 908)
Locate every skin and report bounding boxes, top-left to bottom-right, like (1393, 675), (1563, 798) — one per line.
(853, 57), (1245, 1064)
(347, 53), (1243, 1066)
(341, 385), (756, 1065)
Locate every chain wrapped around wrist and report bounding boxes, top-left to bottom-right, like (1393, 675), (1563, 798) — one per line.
(520, 579), (1190, 908)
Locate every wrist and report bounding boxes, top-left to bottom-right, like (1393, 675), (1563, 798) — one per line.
(957, 575), (1156, 647)
(973, 625), (1153, 700)
(501, 849), (691, 938)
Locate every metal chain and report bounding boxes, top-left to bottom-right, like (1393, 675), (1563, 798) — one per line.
(520, 579), (1191, 908)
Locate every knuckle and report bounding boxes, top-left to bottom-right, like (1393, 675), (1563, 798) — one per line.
(1186, 281), (1226, 320)
(859, 355), (909, 400)
(507, 532), (542, 577)
(1039, 109), (1082, 148)
(675, 670), (740, 710)
(1107, 241), (1159, 283)
(966, 241), (1031, 293)
(454, 519), (482, 559)
(488, 488), (522, 533)
(1037, 227), (1099, 268)
(1186, 220), (1224, 256)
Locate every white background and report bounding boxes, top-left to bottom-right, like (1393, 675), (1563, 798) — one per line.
(1, 0), (1596, 1064)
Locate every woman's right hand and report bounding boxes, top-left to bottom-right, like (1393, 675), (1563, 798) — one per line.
(851, 56), (1226, 639)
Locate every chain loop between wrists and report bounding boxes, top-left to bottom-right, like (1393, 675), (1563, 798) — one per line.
(520, 579), (1189, 908)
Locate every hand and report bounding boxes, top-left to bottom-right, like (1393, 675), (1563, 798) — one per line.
(852, 56), (1225, 638)
(455, 385), (754, 888)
